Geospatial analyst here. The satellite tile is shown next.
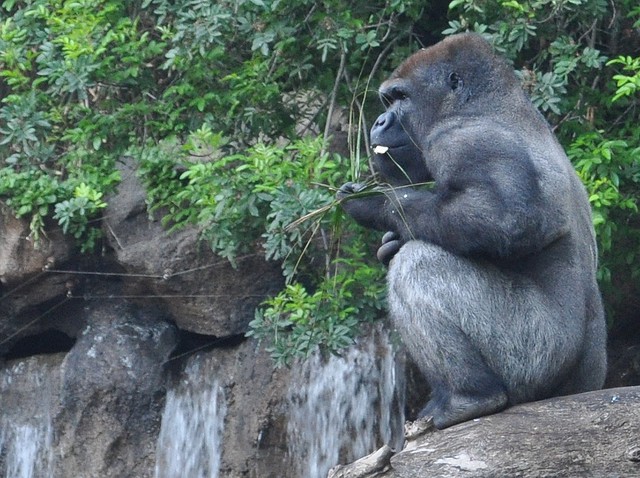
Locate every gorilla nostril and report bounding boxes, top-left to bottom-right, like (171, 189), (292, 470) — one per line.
(371, 111), (398, 147)
(376, 113), (391, 127)
(372, 111), (395, 133)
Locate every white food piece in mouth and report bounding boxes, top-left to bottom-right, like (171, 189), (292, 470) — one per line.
(373, 145), (389, 154)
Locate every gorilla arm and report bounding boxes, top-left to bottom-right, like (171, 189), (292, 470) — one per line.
(339, 127), (569, 261)
(337, 183), (402, 265)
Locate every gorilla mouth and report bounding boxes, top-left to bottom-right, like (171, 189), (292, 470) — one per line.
(372, 143), (408, 156)
(371, 143), (434, 184)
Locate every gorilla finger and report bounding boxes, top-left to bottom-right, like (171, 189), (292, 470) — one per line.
(381, 230), (400, 245)
(337, 182), (365, 199)
(337, 182), (354, 197)
(377, 239), (402, 266)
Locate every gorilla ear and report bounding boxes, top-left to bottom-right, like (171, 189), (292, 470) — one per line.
(448, 72), (463, 91)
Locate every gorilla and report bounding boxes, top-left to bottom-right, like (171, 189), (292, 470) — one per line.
(337, 33), (607, 429)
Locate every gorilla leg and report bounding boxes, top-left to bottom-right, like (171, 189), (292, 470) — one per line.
(387, 241), (584, 429)
(557, 293), (607, 396)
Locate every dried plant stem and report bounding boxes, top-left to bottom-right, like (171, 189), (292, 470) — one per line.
(285, 181), (435, 232)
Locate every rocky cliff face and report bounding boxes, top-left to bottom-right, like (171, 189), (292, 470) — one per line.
(0, 157), (404, 478)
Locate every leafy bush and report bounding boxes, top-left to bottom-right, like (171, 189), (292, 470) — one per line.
(135, 129), (386, 363)
(248, 254), (385, 367)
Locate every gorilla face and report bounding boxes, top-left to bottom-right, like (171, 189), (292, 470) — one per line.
(369, 68), (464, 186)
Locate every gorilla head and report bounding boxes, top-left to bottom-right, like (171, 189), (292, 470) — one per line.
(338, 33), (607, 429)
(370, 35), (518, 183)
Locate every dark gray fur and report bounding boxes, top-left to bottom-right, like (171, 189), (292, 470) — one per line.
(337, 33), (607, 429)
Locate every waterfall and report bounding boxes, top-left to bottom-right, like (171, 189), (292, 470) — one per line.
(0, 358), (58, 478)
(286, 328), (404, 478)
(154, 360), (226, 478)
(0, 423), (53, 478)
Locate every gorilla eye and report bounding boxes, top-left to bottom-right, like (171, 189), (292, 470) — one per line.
(381, 85), (408, 106)
(449, 72), (463, 91)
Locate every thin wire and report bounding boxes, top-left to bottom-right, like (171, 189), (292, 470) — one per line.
(0, 252), (265, 304)
(0, 271), (46, 302)
(44, 253), (260, 280)
(0, 252), (271, 351)
(166, 253), (259, 277)
(45, 269), (164, 279)
(0, 256), (269, 348)
(0, 252), (268, 350)
(163, 338), (230, 364)
(68, 294), (265, 300)
(0, 297), (70, 347)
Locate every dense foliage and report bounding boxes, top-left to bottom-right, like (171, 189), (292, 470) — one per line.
(1, 0), (638, 363)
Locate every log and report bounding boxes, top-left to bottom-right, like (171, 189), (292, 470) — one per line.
(336, 386), (640, 478)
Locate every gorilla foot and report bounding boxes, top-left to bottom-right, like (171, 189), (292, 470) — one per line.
(404, 415), (437, 450)
(420, 390), (508, 430)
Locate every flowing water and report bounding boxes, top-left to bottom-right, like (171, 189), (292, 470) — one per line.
(1, 330), (403, 478)
(154, 360), (226, 478)
(0, 357), (58, 478)
(0, 422), (54, 478)
(287, 328), (405, 478)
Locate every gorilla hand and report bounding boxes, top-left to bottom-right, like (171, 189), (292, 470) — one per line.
(377, 231), (402, 266)
(337, 181), (367, 199)
(337, 182), (387, 232)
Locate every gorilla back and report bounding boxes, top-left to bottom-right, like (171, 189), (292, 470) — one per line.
(337, 33), (607, 429)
